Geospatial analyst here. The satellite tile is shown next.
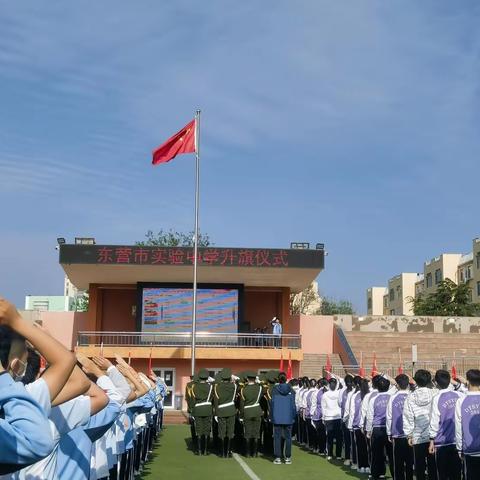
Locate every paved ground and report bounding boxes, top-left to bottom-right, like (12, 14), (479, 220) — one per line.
(140, 425), (375, 480)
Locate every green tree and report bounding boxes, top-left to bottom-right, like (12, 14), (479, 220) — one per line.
(320, 297), (355, 315)
(136, 229), (212, 247)
(74, 293), (89, 312)
(290, 282), (320, 315)
(408, 279), (480, 316)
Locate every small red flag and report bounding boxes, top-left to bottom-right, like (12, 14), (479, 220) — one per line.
(359, 351), (366, 377)
(128, 351), (131, 366)
(148, 347), (153, 376)
(152, 119), (196, 165)
(279, 352), (284, 372)
(325, 354), (332, 380)
(451, 359), (457, 380)
(371, 352), (378, 377)
(287, 351), (293, 380)
(398, 364), (404, 375)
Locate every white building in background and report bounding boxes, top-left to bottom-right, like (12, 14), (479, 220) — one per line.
(367, 287), (388, 315)
(25, 295), (75, 312)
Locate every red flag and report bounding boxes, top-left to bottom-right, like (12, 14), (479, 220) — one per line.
(128, 351), (131, 366)
(398, 364), (404, 375)
(371, 352), (378, 377)
(287, 351), (293, 380)
(451, 359), (457, 380)
(152, 119), (196, 165)
(359, 351), (366, 377)
(148, 347), (153, 376)
(279, 352), (284, 372)
(325, 354), (332, 380)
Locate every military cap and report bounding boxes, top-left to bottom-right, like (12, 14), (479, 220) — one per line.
(198, 368), (209, 380)
(267, 370), (278, 383)
(246, 370), (257, 379)
(220, 368), (232, 381)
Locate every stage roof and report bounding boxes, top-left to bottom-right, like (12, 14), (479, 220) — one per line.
(59, 244), (325, 293)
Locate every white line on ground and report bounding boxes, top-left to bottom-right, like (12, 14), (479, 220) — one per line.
(232, 453), (262, 480)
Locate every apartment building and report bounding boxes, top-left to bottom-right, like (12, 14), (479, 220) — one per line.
(367, 237), (480, 314)
(386, 273), (419, 315)
(423, 254), (462, 295)
(367, 287), (388, 315)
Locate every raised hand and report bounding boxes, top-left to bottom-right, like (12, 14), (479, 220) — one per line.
(77, 354), (104, 379)
(0, 297), (20, 327)
(92, 356), (113, 371)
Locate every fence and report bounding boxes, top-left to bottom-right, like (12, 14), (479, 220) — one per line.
(77, 331), (302, 349)
(328, 357), (480, 378)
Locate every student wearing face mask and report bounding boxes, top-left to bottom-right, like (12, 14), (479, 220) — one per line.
(0, 297), (76, 474)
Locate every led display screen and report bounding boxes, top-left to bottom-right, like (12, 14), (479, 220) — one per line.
(141, 287), (239, 333)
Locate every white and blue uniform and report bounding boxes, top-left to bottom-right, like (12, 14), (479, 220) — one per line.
(0, 374), (54, 475)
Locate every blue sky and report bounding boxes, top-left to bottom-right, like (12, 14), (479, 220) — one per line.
(1, 1), (479, 312)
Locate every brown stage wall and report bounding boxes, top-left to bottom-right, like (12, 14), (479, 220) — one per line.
(90, 284), (291, 333)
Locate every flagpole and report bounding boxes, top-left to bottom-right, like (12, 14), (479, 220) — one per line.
(191, 109), (201, 377)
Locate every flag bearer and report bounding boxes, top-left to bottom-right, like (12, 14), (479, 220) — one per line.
(191, 369), (213, 456)
(214, 368), (237, 458)
(240, 371), (264, 457)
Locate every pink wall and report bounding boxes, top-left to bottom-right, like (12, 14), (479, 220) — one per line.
(40, 312), (88, 350)
(298, 315), (333, 355)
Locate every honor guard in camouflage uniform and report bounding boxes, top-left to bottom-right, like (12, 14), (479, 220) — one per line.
(185, 374), (198, 453)
(240, 371), (265, 457)
(191, 368), (213, 455)
(214, 368), (238, 458)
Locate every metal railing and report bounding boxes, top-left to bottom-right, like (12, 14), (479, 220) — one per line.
(77, 331), (302, 349)
(326, 358), (480, 378)
(334, 325), (358, 366)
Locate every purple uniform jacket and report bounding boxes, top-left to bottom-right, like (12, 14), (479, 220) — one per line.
(372, 393), (390, 428)
(460, 395), (480, 455)
(305, 390), (315, 419)
(312, 389), (324, 421)
(433, 391), (460, 447)
(391, 392), (407, 438)
(353, 394), (362, 429)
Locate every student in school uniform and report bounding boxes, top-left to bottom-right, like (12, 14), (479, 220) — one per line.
(366, 375), (394, 480)
(10, 354), (109, 480)
(429, 370), (463, 480)
(0, 297), (76, 474)
(321, 376), (343, 460)
(339, 374), (354, 466)
(455, 369), (480, 480)
(295, 378), (308, 445)
(57, 391), (123, 480)
(310, 378), (327, 455)
(345, 376), (362, 471)
(303, 379), (317, 450)
(349, 378), (370, 473)
(387, 373), (414, 480)
(403, 369), (437, 480)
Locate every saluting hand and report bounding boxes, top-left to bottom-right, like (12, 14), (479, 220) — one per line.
(0, 297), (20, 327)
(92, 356), (113, 371)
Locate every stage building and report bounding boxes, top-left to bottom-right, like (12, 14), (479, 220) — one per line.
(57, 243), (326, 409)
